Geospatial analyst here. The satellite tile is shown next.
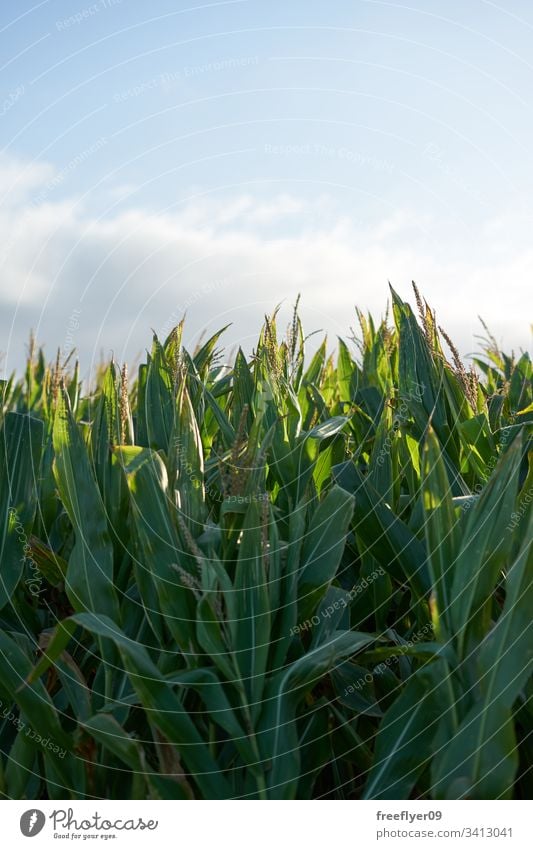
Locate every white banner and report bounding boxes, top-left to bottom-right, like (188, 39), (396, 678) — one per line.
(1, 800), (530, 848)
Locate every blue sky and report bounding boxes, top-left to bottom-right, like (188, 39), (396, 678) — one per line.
(1, 0), (532, 373)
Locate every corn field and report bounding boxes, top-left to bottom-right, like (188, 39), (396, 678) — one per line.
(0, 286), (531, 800)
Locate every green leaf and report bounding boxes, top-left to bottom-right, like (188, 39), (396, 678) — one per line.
(478, 528), (533, 710)
(233, 500), (271, 716)
(170, 384), (206, 534)
(450, 435), (523, 655)
(363, 662), (444, 799)
(0, 413), (43, 610)
(333, 460), (430, 599)
(53, 391), (119, 621)
(0, 630), (74, 783)
(71, 612), (233, 799)
(298, 486), (354, 620)
(432, 702), (518, 799)
(121, 448), (196, 647)
(83, 713), (145, 772)
(260, 630), (374, 798)
(422, 428), (460, 639)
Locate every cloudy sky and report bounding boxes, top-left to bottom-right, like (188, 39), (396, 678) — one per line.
(1, 0), (532, 374)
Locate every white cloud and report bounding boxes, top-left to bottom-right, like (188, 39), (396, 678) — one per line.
(0, 153), (55, 208)
(0, 153), (531, 374)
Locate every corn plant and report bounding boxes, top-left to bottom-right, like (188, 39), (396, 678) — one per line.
(0, 286), (531, 799)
